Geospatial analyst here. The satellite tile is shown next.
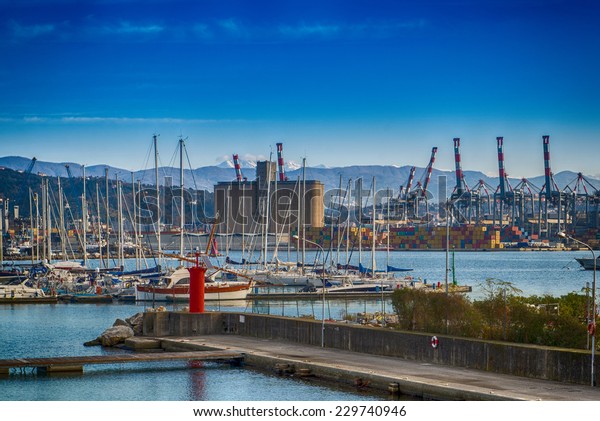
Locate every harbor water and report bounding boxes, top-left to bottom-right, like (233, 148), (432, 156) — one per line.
(204, 249), (595, 299)
(1, 250), (596, 400)
(0, 303), (386, 401)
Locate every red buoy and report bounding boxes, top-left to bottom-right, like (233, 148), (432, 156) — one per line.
(188, 265), (207, 313)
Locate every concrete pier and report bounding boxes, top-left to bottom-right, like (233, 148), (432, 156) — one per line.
(141, 311), (600, 400)
(133, 334), (599, 401)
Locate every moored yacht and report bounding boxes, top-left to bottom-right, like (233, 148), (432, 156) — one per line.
(135, 267), (253, 302)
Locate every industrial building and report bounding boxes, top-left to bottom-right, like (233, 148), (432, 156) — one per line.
(214, 145), (324, 236)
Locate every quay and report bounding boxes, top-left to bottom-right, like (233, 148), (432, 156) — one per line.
(0, 296), (58, 304)
(140, 311), (600, 401)
(248, 285), (472, 300)
(247, 290), (395, 300)
(153, 335), (599, 401)
(0, 350), (243, 375)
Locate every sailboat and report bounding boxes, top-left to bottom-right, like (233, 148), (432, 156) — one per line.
(312, 279), (394, 294)
(136, 191), (255, 302)
(135, 266), (253, 302)
(0, 276), (46, 299)
(263, 173), (316, 286)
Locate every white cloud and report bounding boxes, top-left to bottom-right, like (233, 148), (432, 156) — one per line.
(102, 21), (164, 35)
(278, 20), (426, 40)
(278, 23), (340, 38)
(217, 18), (248, 37)
(9, 21), (56, 39)
(193, 23), (213, 39)
(2, 115), (240, 125)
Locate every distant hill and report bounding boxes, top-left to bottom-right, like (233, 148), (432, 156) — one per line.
(1, 156), (598, 203)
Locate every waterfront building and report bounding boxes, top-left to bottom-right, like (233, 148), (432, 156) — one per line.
(214, 161), (324, 235)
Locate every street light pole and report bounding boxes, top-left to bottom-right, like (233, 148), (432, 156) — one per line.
(293, 235), (326, 347)
(558, 231), (596, 387)
(445, 199), (450, 294)
(445, 197), (460, 295)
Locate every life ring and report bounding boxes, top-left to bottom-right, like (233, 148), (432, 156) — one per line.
(588, 323), (596, 336)
(431, 336), (439, 349)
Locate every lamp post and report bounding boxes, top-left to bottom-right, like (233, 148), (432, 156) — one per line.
(558, 231), (596, 386)
(293, 234), (326, 347)
(445, 198), (460, 295)
(445, 199), (450, 294)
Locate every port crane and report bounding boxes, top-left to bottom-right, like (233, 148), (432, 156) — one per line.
(26, 157), (37, 175)
(65, 164), (73, 179)
(562, 172), (600, 232)
(276, 142), (288, 182)
(492, 137), (518, 227)
(413, 146), (438, 220)
(232, 154), (244, 182)
(539, 135), (570, 237)
(449, 138), (477, 223)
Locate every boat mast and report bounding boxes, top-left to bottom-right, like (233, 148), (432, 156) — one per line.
(296, 175), (301, 266)
(29, 189), (34, 264)
(41, 179), (46, 261)
(117, 175), (123, 268)
(105, 167), (109, 267)
(82, 165), (88, 268)
(132, 172), (138, 269)
(346, 178), (351, 273)
(334, 174), (343, 269)
(179, 137), (185, 258)
(34, 192), (39, 262)
(301, 158), (306, 274)
(386, 188), (391, 272)
(371, 176), (376, 278)
(138, 180), (144, 269)
(96, 183), (102, 268)
(241, 182), (246, 262)
(226, 185), (231, 259)
(384, 187), (390, 318)
(57, 176), (66, 259)
(154, 134), (161, 266)
(46, 178), (52, 261)
(357, 178), (362, 268)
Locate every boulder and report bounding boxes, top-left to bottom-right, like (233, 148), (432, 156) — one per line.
(83, 338), (101, 347)
(125, 312), (144, 336)
(99, 325), (134, 347)
(113, 318), (129, 327)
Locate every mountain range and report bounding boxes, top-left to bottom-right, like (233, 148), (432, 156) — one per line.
(1, 155), (598, 203)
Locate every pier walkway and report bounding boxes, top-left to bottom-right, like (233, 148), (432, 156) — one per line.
(0, 350), (243, 374)
(157, 334), (600, 401)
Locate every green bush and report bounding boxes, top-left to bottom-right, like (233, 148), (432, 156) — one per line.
(391, 279), (590, 350)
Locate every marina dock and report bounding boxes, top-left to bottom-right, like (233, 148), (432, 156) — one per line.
(0, 350), (244, 375)
(249, 285), (471, 300)
(247, 290), (395, 300)
(0, 296), (59, 304)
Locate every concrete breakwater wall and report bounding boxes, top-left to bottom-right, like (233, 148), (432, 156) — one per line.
(142, 311), (596, 386)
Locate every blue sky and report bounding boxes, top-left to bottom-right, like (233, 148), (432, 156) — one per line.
(0, 0), (598, 178)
